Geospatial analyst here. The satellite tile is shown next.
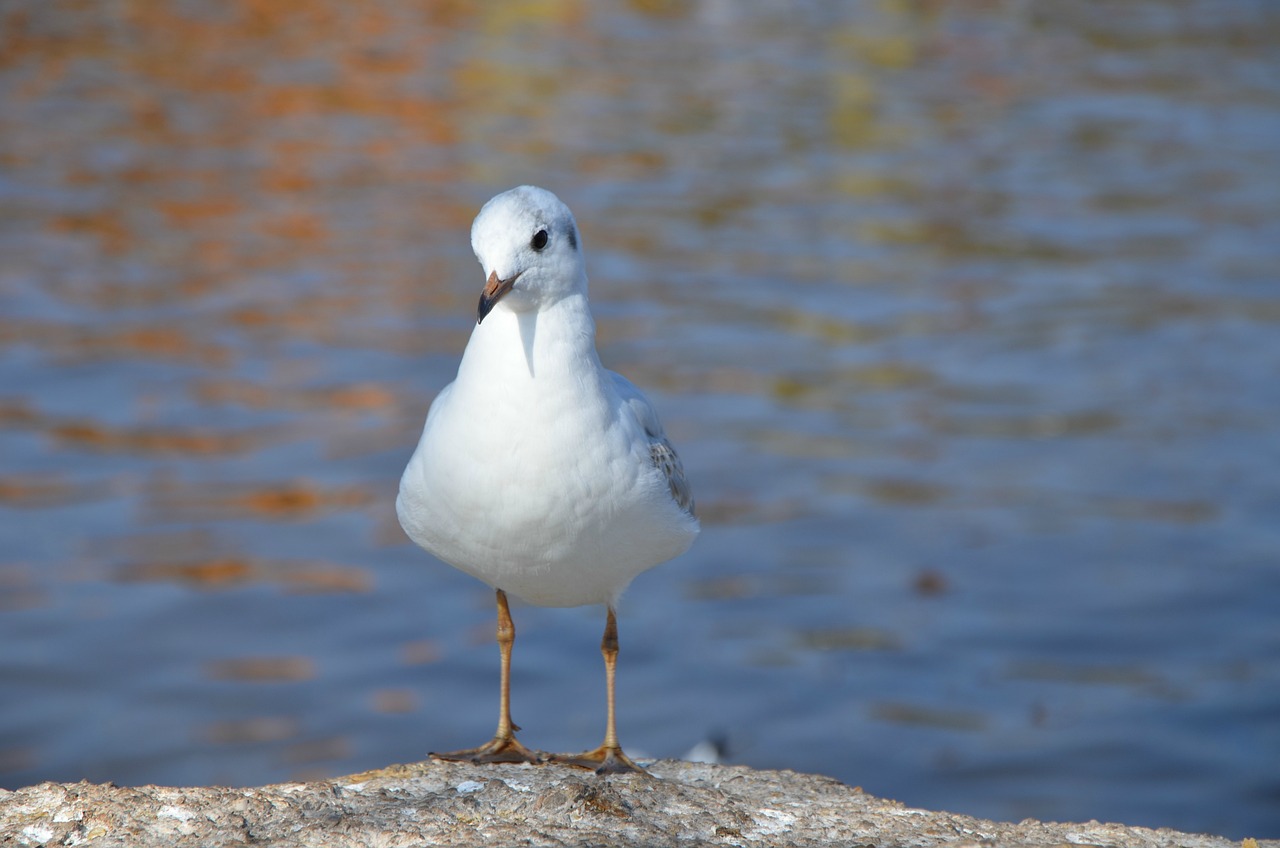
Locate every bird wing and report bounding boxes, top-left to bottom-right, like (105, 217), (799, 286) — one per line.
(610, 371), (695, 517)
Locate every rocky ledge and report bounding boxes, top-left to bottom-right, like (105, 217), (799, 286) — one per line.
(0, 759), (1268, 848)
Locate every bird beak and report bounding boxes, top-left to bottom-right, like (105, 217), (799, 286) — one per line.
(477, 270), (519, 324)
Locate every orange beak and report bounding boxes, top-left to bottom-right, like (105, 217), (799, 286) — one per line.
(477, 270), (520, 323)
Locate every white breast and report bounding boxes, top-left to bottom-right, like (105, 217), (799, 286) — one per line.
(397, 302), (697, 607)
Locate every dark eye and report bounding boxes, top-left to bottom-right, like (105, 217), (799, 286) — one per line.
(531, 229), (549, 251)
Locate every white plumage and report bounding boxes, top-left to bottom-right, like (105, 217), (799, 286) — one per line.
(396, 185), (698, 773)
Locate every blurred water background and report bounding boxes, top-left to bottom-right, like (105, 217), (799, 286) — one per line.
(2, 0), (1278, 838)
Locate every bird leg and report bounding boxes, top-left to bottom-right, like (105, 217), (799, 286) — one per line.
(431, 589), (546, 765)
(550, 606), (647, 775)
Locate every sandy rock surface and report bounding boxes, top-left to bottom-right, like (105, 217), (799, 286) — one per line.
(0, 760), (1268, 848)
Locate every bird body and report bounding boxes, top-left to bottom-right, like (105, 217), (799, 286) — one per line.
(395, 185), (697, 773)
(397, 289), (697, 606)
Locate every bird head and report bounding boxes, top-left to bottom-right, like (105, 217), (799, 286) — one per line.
(470, 186), (586, 324)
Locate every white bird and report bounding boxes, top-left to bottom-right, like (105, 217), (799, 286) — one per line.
(397, 185), (699, 774)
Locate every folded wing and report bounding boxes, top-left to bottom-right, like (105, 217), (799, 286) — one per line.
(610, 372), (695, 517)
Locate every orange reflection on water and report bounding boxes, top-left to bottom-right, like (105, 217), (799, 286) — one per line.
(205, 656), (316, 683)
(51, 420), (267, 456)
(0, 320), (232, 366)
(0, 563), (48, 613)
(0, 747), (37, 776)
(399, 639), (442, 666)
(280, 736), (350, 767)
(2, 0), (475, 342)
(116, 556), (372, 594)
(145, 479), (375, 521)
(0, 475), (106, 509)
(195, 379), (397, 413)
(204, 716), (298, 746)
(370, 689), (419, 715)
(870, 702), (987, 733)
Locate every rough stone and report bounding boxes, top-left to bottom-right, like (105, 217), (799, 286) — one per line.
(0, 760), (1269, 848)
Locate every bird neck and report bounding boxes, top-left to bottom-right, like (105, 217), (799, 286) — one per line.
(461, 292), (600, 383)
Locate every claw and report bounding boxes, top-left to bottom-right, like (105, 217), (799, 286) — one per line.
(549, 745), (647, 776)
(431, 734), (546, 765)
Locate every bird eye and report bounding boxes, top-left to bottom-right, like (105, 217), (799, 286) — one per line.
(531, 229), (549, 251)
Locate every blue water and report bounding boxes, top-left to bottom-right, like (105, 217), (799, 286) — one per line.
(1, 1), (1278, 839)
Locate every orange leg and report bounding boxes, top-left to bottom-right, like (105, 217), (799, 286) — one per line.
(550, 606), (646, 775)
(431, 589), (545, 765)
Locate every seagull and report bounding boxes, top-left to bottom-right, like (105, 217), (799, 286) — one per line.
(397, 185), (699, 775)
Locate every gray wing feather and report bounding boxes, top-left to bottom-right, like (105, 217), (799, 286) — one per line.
(610, 372), (695, 517)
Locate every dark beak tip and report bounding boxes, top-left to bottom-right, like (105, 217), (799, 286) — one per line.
(476, 270), (517, 324)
